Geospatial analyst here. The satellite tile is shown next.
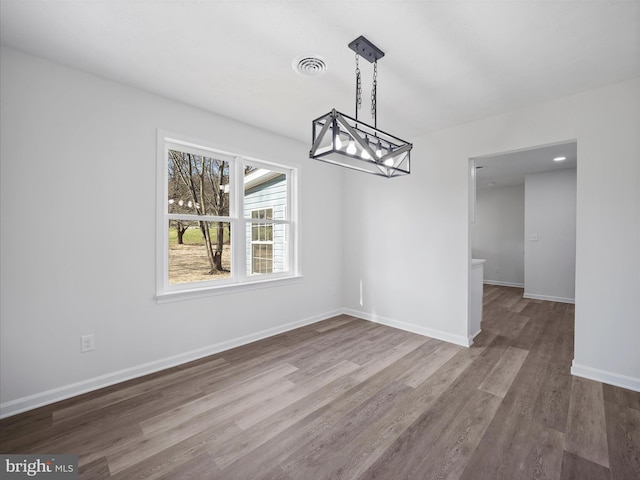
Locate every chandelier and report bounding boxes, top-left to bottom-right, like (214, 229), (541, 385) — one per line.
(309, 36), (412, 178)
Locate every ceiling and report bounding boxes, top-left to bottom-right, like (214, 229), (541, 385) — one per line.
(1, 1), (639, 145)
(473, 141), (577, 189)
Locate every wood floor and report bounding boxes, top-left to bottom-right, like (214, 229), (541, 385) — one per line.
(1, 285), (639, 479)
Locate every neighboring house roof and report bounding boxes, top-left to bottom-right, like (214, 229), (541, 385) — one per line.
(244, 169), (285, 191)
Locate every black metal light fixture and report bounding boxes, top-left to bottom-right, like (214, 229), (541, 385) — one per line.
(309, 36), (412, 178)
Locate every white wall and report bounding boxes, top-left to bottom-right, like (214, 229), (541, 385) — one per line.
(344, 76), (639, 391)
(472, 185), (525, 287)
(524, 169), (577, 302)
(342, 145), (471, 346)
(0, 47), (345, 416)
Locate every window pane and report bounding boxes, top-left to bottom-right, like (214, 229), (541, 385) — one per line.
(246, 222), (288, 276)
(168, 149), (230, 216)
(244, 167), (287, 220)
(252, 244), (273, 274)
(168, 220), (231, 284)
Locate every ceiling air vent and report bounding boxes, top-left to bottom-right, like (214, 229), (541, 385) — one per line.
(292, 54), (327, 76)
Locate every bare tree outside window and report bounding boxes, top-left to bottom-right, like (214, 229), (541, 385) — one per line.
(168, 150), (230, 275)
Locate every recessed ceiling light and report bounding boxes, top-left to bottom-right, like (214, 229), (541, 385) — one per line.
(553, 156), (567, 162)
(292, 53), (327, 77)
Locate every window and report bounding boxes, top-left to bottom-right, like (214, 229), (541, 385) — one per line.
(251, 208), (273, 274)
(157, 132), (298, 299)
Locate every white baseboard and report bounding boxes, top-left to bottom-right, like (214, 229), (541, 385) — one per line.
(523, 292), (575, 304)
(571, 361), (640, 392)
(468, 328), (482, 346)
(483, 280), (524, 288)
(342, 308), (471, 347)
(0, 309), (344, 419)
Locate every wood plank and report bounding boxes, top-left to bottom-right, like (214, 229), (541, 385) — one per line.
(338, 325), (415, 366)
(45, 422), (144, 469)
(313, 314), (355, 332)
(413, 390), (503, 480)
(533, 367), (572, 433)
(603, 383), (640, 411)
(216, 336), (433, 477)
(139, 362), (297, 436)
(512, 297), (532, 313)
(279, 380), (414, 479)
(565, 377), (610, 468)
(478, 346), (529, 398)
(154, 453), (221, 480)
(509, 313), (543, 351)
(52, 357), (229, 422)
(604, 400), (640, 480)
(500, 416), (565, 480)
(500, 294), (521, 309)
(284, 321), (384, 372)
(0, 409), (52, 449)
(109, 420), (241, 477)
(235, 359), (360, 429)
(209, 364), (365, 469)
(307, 338), (499, 480)
(460, 310), (564, 480)
(560, 451), (612, 480)
(533, 328), (574, 433)
(107, 425), (234, 480)
(396, 340), (461, 388)
(78, 457), (111, 480)
(482, 311), (530, 339)
(360, 335), (509, 480)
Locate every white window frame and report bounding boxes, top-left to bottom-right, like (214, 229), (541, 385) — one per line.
(156, 130), (300, 302)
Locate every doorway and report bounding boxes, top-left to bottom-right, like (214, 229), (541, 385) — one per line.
(470, 140), (577, 303)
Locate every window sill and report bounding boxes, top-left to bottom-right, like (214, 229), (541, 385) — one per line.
(156, 274), (304, 303)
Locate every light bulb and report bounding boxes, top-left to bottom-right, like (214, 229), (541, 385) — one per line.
(374, 138), (383, 158)
(334, 126), (343, 150)
(346, 140), (357, 155)
(383, 158), (394, 167)
(360, 137), (371, 159)
(178, 200), (184, 206)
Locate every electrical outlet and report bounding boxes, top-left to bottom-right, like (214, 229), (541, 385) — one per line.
(81, 334), (95, 353)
